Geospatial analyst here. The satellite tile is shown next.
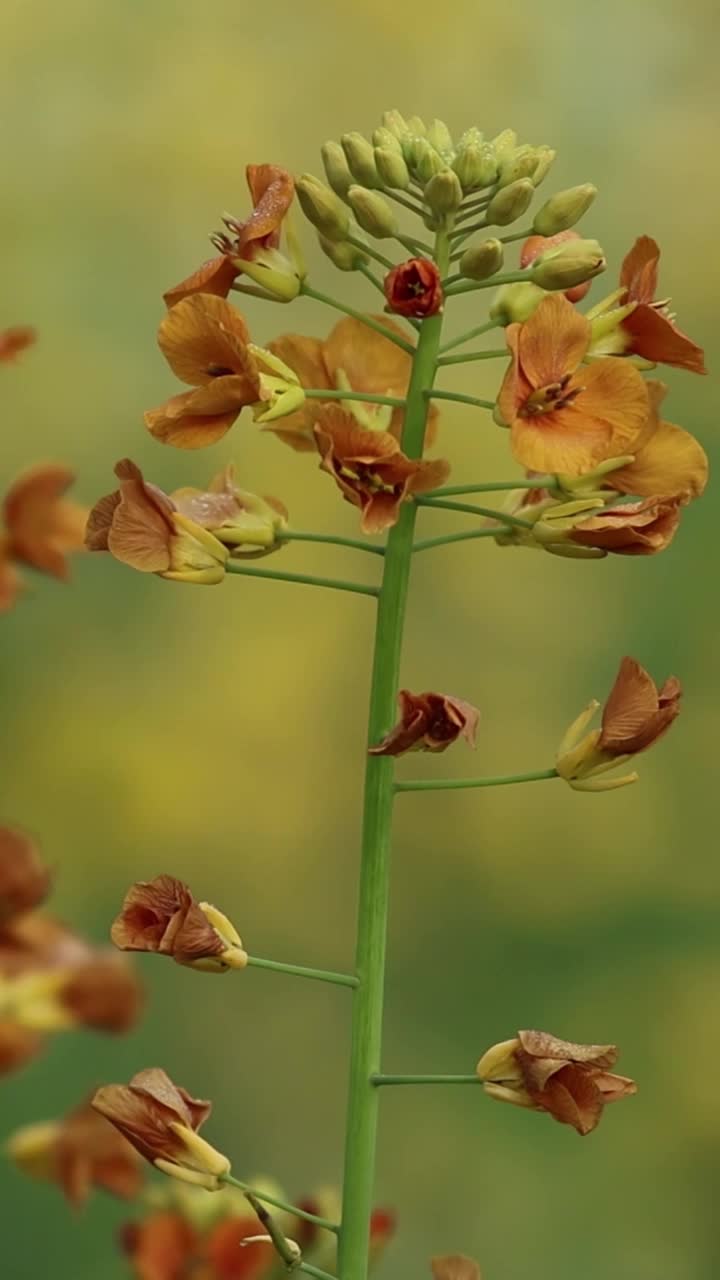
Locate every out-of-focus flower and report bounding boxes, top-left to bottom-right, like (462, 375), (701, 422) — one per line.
(59, 952), (143, 1032)
(0, 465), (87, 611)
(314, 409), (449, 534)
(0, 827), (51, 923)
(8, 1101), (142, 1207)
(476, 1029), (636, 1135)
(384, 259), (443, 318)
(431, 1255), (482, 1280)
(111, 875), (247, 974)
(521, 231), (593, 303)
(93, 1068), (230, 1190)
(266, 315), (438, 451)
(369, 690), (480, 756)
(556, 656), (681, 791)
(171, 463), (287, 554)
(85, 459), (228, 585)
(0, 1020), (42, 1075)
(497, 294), (652, 474)
(164, 165), (297, 307)
(120, 1210), (199, 1280)
(0, 326), (36, 363)
(567, 496), (681, 555)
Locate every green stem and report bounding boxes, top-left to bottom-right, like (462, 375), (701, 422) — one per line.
(449, 221), (487, 244)
(345, 235), (396, 271)
(246, 956), (359, 988)
(225, 562), (379, 598)
(383, 189), (427, 218)
(429, 478), (553, 496)
(499, 226), (533, 244)
(371, 1074), (480, 1086)
(396, 232), (433, 257)
(413, 529), (497, 554)
(221, 1176), (339, 1233)
(436, 348), (507, 366)
(281, 531), (384, 557)
(395, 768), (559, 793)
(305, 389), (406, 409)
(356, 262), (386, 296)
(337, 228), (451, 1280)
(445, 271), (528, 297)
(300, 284), (415, 354)
(299, 1265), (338, 1280)
(417, 496), (533, 528)
(438, 320), (500, 354)
(424, 389), (495, 410)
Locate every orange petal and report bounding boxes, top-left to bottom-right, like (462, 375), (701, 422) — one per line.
(157, 294), (252, 386)
(623, 304), (707, 374)
(361, 491), (404, 534)
(407, 456), (451, 495)
(0, 326), (37, 363)
(163, 257), (238, 309)
(431, 1257), (482, 1280)
(610, 418), (708, 501)
(517, 294), (590, 388)
(4, 464), (87, 579)
(323, 316), (412, 397)
(264, 332), (329, 448)
(145, 388), (241, 449)
(600, 656), (681, 750)
(539, 1066), (604, 1135)
(237, 164), (295, 253)
(0, 554), (22, 612)
(619, 236), (660, 304)
(106, 466), (173, 572)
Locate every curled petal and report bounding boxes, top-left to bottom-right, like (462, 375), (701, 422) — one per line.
(619, 235), (660, 304)
(235, 165), (295, 255)
(600, 656), (681, 753)
(163, 257), (239, 309)
(609, 418), (708, 501)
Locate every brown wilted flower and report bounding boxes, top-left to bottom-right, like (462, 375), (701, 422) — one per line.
(369, 690), (480, 757)
(0, 464), (87, 611)
(8, 1101), (143, 1207)
(92, 1068), (231, 1190)
(60, 953), (144, 1032)
(556, 656), (681, 791)
(384, 258), (444, 318)
(431, 1255), (482, 1280)
(0, 827), (51, 923)
(111, 875), (247, 974)
(476, 1029), (636, 1135)
(0, 326), (37, 363)
(120, 1211), (200, 1280)
(568, 497), (682, 555)
(145, 294), (304, 449)
(0, 1020), (43, 1076)
(170, 463), (288, 554)
(85, 459), (228, 585)
(314, 409), (449, 534)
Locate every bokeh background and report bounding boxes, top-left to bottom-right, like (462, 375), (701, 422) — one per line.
(1, 1), (718, 1277)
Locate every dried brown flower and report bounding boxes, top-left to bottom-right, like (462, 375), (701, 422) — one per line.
(111, 875), (247, 973)
(369, 690), (480, 757)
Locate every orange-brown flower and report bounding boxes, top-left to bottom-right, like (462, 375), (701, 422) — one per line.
(121, 1210), (199, 1280)
(497, 294), (652, 474)
(93, 1068), (230, 1189)
(521, 231), (592, 303)
(617, 236), (706, 374)
(0, 464), (87, 610)
(86, 459), (228, 584)
(164, 165), (295, 308)
(111, 875), (247, 974)
(602, 381), (708, 502)
(145, 295), (302, 449)
(266, 316), (438, 452)
(0, 1020), (42, 1075)
(431, 1256), (482, 1280)
(384, 258), (443, 318)
(0, 827), (51, 923)
(9, 1101), (143, 1207)
(369, 690), (480, 756)
(569, 496), (681, 555)
(170, 463), (287, 553)
(0, 325), (36, 363)
(60, 953), (144, 1032)
(556, 656), (681, 791)
(476, 1029), (636, 1135)
(315, 409), (449, 534)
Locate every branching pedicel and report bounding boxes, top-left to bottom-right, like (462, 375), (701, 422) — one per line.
(6, 111), (710, 1279)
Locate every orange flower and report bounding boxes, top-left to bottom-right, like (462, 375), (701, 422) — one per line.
(521, 231), (592, 303)
(171, 463), (288, 552)
(121, 1211), (199, 1280)
(384, 258), (444, 318)
(266, 316), (438, 452)
(617, 236), (706, 374)
(86, 459), (228, 584)
(93, 1068), (230, 1190)
(145, 294), (303, 449)
(556, 656), (681, 791)
(315, 409), (449, 534)
(431, 1256), (482, 1280)
(164, 165), (295, 308)
(0, 1020), (42, 1075)
(476, 1029), (636, 1135)
(9, 1101), (143, 1207)
(0, 464), (87, 610)
(369, 690), (480, 756)
(0, 325), (36, 363)
(497, 294), (652, 474)
(569, 497), (681, 555)
(602, 381), (708, 502)
(0, 827), (51, 923)
(111, 875), (247, 974)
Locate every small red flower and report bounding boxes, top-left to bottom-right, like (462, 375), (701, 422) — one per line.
(384, 258), (443, 318)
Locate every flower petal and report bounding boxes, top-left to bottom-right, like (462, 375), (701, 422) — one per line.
(623, 304), (707, 374)
(619, 236), (659, 304)
(236, 164), (295, 254)
(145, 387), (243, 450)
(4, 465), (87, 579)
(323, 316), (412, 398)
(610, 418), (708, 500)
(157, 294), (252, 386)
(517, 294), (590, 389)
(163, 257), (239, 309)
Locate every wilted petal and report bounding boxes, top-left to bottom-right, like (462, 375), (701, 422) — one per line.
(163, 256), (239, 309)
(61, 954), (143, 1033)
(599, 656), (681, 753)
(0, 827), (51, 922)
(0, 1020), (43, 1075)
(54, 1101), (143, 1207)
(570, 497), (681, 555)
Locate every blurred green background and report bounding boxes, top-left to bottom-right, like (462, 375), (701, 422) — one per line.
(1, 0), (718, 1277)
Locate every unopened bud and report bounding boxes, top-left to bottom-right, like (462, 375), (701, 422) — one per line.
(412, 138), (447, 183)
(532, 146), (556, 186)
(341, 133), (380, 188)
(459, 238), (504, 280)
(318, 235), (369, 271)
(490, 128), (518, 163)
(381, 109), (409, 141)
(490, 281), (547, 325)
(374, 146), (411, 190)
(426, 118), (454, 158)
(406, 115), (427, 137)
(347, 186), (398, 239)
(486, 178), (535, 226)
(497, 146), (539, 187)
(456, 126), (484, 149)
(296, 175), (349, 240)
(321, 142), (354, 200)
(533, 183), (597, 235)
(530, 238), (606, 290)
(372, 126), (403, 154)
(453, 142), (498, 191)
(424, 169), (463, 216)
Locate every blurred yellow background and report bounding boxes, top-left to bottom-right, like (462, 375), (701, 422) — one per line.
(1, 1), (718, 1277)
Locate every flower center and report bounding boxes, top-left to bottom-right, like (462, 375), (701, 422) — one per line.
(205, 363), (234, 377)
(521, 373), (581, 417)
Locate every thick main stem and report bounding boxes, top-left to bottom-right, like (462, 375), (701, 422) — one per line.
(337, 233), (450, 1280)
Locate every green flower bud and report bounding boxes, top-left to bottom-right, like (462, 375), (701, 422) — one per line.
(459, 238), (504, 281)
(457, 126), (484, 149)
(380, 109), (409, 140)
(321, 142), (354, 200)
(532, 146), (556, 187)
(347, 185), (398, 239)
(426, 118), (454, 158)
(412, 139), (447, 184)
(317, 235), (369, 271)
(374, 146), (411, 190)
(372, 126), (403, 154)
(486, 178), (535, 226)
(296, 174), (350, 240)
(341, 132), (381, 188)
(453, 142), (498, 191)
(424, 169), (463, 216)
(533, 184), (597, 236)
(406, 115), (427, 137)
(490, 128), (517, 163)
(490, 281), (547, 325)
(497, 146), (539, 187)
(530, 238), (606, 290)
